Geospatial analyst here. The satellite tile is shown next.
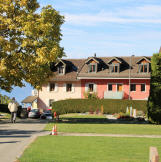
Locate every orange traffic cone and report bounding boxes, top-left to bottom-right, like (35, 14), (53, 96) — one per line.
(51, 125), (57, 135)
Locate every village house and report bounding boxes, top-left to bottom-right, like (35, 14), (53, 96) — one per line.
(36, 55), (151, 110)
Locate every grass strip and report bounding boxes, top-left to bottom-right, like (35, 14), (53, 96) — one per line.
(20, 136), (161, 162)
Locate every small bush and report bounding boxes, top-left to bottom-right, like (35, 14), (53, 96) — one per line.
(52, 99), (147, 115)
(0, 104), (9, 113)
(84, 91), (98, 99)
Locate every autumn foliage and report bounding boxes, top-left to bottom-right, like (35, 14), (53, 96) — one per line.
(0, 0), (64, 91)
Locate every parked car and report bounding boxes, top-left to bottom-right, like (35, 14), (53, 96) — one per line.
(20, 108), (28, 119)
(40, 110), (53, 120)
(28, 109), (40, 118)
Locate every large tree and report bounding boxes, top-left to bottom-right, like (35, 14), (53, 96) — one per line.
(0, 0), (64, 91)
(148, 51), (161, 124)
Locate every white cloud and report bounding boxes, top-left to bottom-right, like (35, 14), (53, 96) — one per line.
(64, 4), (161, 25)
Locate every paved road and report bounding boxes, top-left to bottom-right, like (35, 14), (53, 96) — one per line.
(0, 119), (48, 162)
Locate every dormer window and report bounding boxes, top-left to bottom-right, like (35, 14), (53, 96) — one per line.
(55, 60), (66, 75)
(58, 66), (64, 74)
(139, 63), (148, 73)
(89, 64), (96, 73)
(85, 57), (99, 73)
(109, 64), (119, 73)
(108, 57), (121, 73)
(136, 57), (151, 73)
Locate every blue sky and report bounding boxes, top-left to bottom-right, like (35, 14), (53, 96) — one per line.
(1, 0), (161, 103)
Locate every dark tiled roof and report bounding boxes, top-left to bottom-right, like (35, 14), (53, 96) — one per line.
(49, 56), (151, 81)
(50, 59), (85, 81)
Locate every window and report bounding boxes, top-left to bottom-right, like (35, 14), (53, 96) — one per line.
(66, 83), (72, 92)
(58, 66), (64, 74)
(89, 64), (96, 72)
(49, 99), (54, 107)
(110, 64), (119, 73)
(88, 84), (94, 92)
(130, 84), (136, 91)
(141, 84), (145, 92)
(108, 84), (112, 91)
(139, 63), (150, 73)
(50, 83), (55, 91)
(117, 84), (123, 91)
(140, 64), (148, 73)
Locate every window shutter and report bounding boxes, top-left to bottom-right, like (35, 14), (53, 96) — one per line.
(63, 83), (66, 92)
(94, 84), (97, 92)
(72, 84), (75, 93)
(47, 83), (50, 92)
(85, 83), (89, 92)
(55, 83), (58, 92)
(138, 64), (141, 73)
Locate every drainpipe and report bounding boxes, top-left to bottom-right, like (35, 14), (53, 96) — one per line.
(128, 55), (135, 100)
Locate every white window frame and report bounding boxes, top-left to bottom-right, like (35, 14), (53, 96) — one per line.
(50, 83), (55, 91)
(116, 83), (123, 92)
(109, 63), (120, 73)
(139, 63), (149, 73)
(85, 83), (97, 92)
(49, 99), (54, 107)
(88, 63), (97, 73)
(107, 83), (113, 91)
(47, 83), (58, 92)
(130, 84), (136, 92)
(58, 66), (65, 75)
(141, 83), (146, 92)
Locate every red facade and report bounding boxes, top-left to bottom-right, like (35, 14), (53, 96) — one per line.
(81, 79), (150, 100)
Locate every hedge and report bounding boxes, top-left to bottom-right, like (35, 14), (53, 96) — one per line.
(52, 99), (147, 115)
(0, 104), (9, 113)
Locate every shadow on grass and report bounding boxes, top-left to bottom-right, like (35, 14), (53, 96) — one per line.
(51, 118), (149, 125)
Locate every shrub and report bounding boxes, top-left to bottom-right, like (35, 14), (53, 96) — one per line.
(52, 99), (147, 115)
(117, 112), (134, 120)
(0, 104), (9, 113)
(84, 91), (98, 99)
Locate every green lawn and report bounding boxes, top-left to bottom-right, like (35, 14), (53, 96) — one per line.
(20, 136), (161, 162)
(45, 123), (161, 135)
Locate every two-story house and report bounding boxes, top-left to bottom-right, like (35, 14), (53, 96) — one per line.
(36, 55), (151, 110)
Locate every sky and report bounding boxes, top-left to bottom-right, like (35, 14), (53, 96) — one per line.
(1, 0), (161, 104)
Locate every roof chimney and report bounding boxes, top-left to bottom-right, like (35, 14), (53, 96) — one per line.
(159, 47), (161, 53)
(94, 53), (96, 57)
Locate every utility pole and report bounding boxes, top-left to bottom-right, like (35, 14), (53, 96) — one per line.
(128, 55), (134, 100)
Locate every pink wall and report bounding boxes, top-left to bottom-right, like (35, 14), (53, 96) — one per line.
(81, 79), (150, 100)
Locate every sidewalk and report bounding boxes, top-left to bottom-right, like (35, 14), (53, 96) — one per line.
(0, 119), (47, 162)
(57, 132), (161, 138)
(42, 130), (161, 138)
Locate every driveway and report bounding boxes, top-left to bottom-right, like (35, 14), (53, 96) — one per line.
(0, 119), (48, 162)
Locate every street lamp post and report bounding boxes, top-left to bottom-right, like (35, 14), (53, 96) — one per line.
(128, 55), (134, 100)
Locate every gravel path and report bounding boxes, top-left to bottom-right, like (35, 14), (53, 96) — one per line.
(57, 132), (161, 138)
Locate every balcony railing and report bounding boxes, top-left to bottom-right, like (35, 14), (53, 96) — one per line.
(104, 91), (124, 99)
